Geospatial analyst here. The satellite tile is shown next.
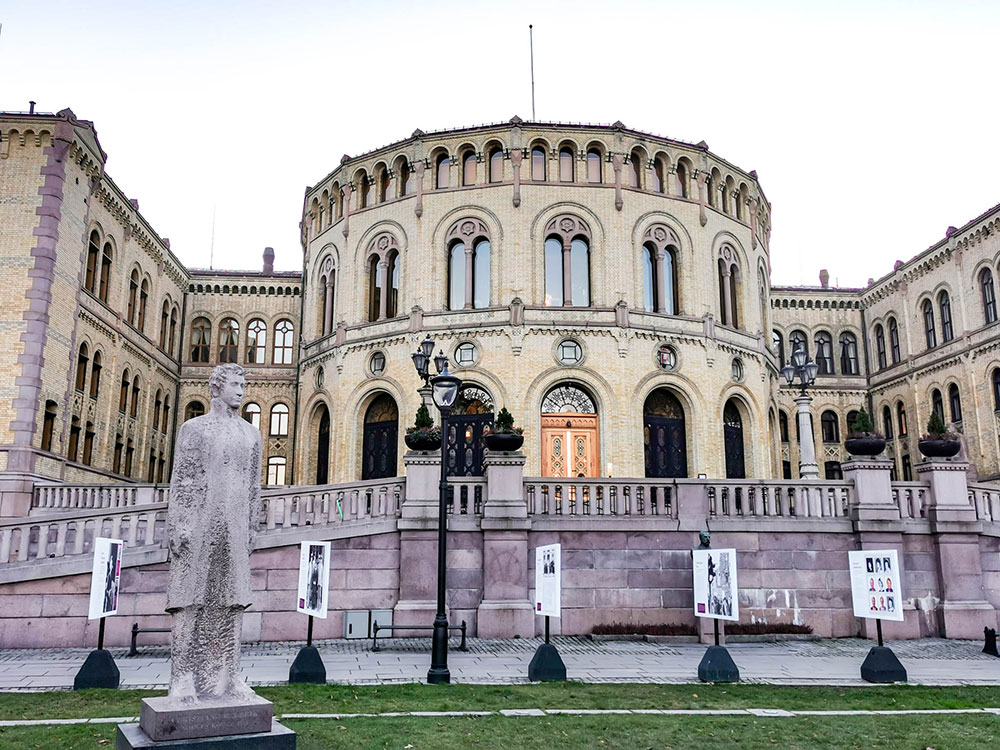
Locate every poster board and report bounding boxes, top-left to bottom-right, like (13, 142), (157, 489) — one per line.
(692, 548), (739, 621)
(534, 543), (561, 618)
(849, 549), (903, 622)
(297, 541), (331, 618)
(88, 537), (124, 620)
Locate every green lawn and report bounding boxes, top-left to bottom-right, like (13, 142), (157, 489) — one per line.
(2, 714), (999, 749)
(0, 682), (998, 721)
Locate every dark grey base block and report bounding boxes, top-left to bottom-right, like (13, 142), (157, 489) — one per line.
(860, 645), (907, 683)
(697, 645), (740, 683)
(117, 721), (295, 749)
(139, 694), (273, 741)
(74, 649), (120, 690)
(527, 642), (567, 682)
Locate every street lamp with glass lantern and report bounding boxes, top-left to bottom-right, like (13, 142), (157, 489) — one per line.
(410, 341), (462, 683)
(781, 344), (820, 479)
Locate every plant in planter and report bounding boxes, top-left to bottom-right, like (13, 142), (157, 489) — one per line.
(918, 410), (961, 459)
(483, 406), (525, 451)
(844, 406), (886, 457)
(404, 404), (441, 451)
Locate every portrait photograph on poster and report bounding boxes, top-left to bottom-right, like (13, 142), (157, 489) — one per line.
(296, 541), (331, 618)
(692, 548), (738, 621)
(849, 549), (903, 622)
(534, 543), (561, 618)
(87, 537), (124, 620)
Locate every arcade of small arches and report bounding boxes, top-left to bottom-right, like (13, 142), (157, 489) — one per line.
(300, 381), (757, 485)
(187, 315), (296, 366)
(771, 327), (862, 376)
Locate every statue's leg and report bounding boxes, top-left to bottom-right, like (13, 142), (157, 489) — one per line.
(226, 607), (256, 700)
(167, 607), (198, 702)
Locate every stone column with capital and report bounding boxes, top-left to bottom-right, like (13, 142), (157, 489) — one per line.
(721, 266), (734, 327)
(794, 394), (820, 479)
(612, 153), (623, 211)
(377, 259), (389, 320)
(917, 460), (997, 638)
(696, 170), (708, 227)
(477, 451), (534, 638)
(511, 148), (522, 207)
(654, 248), (667, 313)
(561, 240), (573, 306)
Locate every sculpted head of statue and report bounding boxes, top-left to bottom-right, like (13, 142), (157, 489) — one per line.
(209, 364), (246, 411)
(698, 530), (711, 549)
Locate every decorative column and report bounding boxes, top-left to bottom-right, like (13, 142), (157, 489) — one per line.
(794, 394), (820, 479)
(696, 171), (708, 227)
(395, 451), (445, 632)
(918, 460), (997, 638)
(414, 160), (425, 218)
(749, 198), (759, 250)
(511, 149), (522, 208)
(341, 186), (351, 238)
(561, 240), (573, 306)
(464, 245), (474, 309)
(612, 153), (623, 211)
(377, 259), (389, 320)
(721, 266), (734, 326)
(654, 249), (667, 314)
(323, 277), (334, 335)
(477, 451), (534, 638)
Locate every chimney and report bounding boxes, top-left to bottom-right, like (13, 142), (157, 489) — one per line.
(29, 101), (36, 115)
(263, 247), (275, 274)
(819, 269), (830, 288)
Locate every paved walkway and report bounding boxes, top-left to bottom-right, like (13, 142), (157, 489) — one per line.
(1, 637), (998, 690)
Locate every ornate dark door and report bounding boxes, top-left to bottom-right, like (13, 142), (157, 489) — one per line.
(362, 419), (397, 480)
(724, 417), (745, 479)
(644, 417), (687, 478)
(316, 409), (330, 485)
(447, 413), (493, 476)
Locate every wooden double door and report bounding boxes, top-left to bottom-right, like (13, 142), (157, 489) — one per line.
(540, 414), (600, 478)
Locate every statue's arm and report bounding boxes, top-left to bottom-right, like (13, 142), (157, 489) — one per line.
(248, 431), (263, 548)
(168, 423), (203, 554)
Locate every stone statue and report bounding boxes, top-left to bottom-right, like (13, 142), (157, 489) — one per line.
(166, 364), (262, 703)
(697, 530), (712, 549)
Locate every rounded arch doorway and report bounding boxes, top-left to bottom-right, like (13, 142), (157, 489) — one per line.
(362, 393), (399, 480)
(448, 385), (495, 477)
(643, 388), (688, 478)
(540, 384), (599, 478)
(723, 398), (746, 479)
(315, 404), (330, 485)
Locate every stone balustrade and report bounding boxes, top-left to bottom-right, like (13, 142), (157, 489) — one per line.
(523, 478), (675, 518)
(32, 483), (168, 514)
(970, 482), (1000, 523)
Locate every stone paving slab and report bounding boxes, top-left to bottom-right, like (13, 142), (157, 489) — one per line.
(0, 637), (998, 690)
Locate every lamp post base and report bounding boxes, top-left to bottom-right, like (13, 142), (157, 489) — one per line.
(427, 667), (451, 684)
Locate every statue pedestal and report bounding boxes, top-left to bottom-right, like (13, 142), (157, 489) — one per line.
(116, 720), (295, 748)
(125, 694), (294, 747)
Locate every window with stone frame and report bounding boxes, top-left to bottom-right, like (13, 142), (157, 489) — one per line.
(948, 383), (962, 422)
(839, 332), (859, 375)
(270, 403), (289, 436)
(446, 219), (491, 311)
(41, 401), (57, 452)
(814, 331), (834, 375)
(190, 317), (211, 362)
(218, 318), (239, 363)
(981, 268), (997, 325)
(888, 316), (901, 363)
(273, 320), (294, 364)
(247, 319), (267, 364)
(939, 291), (954, 342)
(923, 299), (937, 349)
(875, 324), (887, 369)
(543, 215), (591, 307)
(267, 456), (287, 485)
(75, 343), (89, 392)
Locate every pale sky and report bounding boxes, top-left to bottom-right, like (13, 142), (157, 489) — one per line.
(2, 0), (996, 287)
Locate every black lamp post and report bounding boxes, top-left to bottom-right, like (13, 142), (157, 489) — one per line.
(780, 344), (820, 479)
(411, 340), (462, 684)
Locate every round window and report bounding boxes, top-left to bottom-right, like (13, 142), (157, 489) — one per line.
(656, 344), (677, 371)
(455, 342), (478, 367)
(557, 339), (583, 365)
(369, 351), (386, 377)
(731, 358), (744, 382)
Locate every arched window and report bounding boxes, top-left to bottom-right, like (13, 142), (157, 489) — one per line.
(641, 225), (680, 315)
(395, 163), (411, 197)
(68, 416), (80, 462)
(888, 317), (901, 363)
(874, 324), (887, 369)
(821, 411), (840, 443)
(445, 219), (491, 310)
(161, 394), (170, 432)
(839, 332), (859, 375)
(41, 401), (57, 452)
(119, 369), (130, 413)
(847, 410), (860, 434)
(994, 369), (1000, 410)
(242, 402), (261, 429)
(675, 161), (689, 198)
(358, 170), (371, 208)
(570, 238), (590, 306)
(190, 317), (210, 362)
(435, 153), (450, 189)
(137, 278), (149, 332)
(628, 151), (642, 188)
(544, 237), (563, 307)
(717, 257), (739, 327)
(247, 319), (267, 364)
(218, 318), (239, 363)
(882, 406), (893, 439)
(267, 456), (287, 485)
(89, 351), (101, 399)
(185, 400), (205, 421)
(923, 299), (937, 349)
(652, 157), (665, 193)
(586, 148), (602, 183)
(488, 147), (503, 183)
(897, 401), (908, 436)
(708, 169), (720, 207)
(723, 399), (745, 479)
(82, 422), (95, 468)
(772, 330), (785, 367)
(85, 231), (99, 293)
(368, 255), (381, 322)
(130, 375), (141, 418)
(153, 389), (162, 428)
(378, 168), (390, 202)
(159, 301), (170, 348)
(931, 388), (944, 421)
(112, 434), (124, 473)
(778, 410), (789, 442)
(387, 251), (400, 317)
(982, 268), (997, 324)
(815, 331), (834, 375)
(75, 343), (89, 392)
(948, 383), (962, 422)
(127, 269), (139, 324)
(99, 243), (113, 303)
(125, 437), (136, 475)
(273, 320), (294, 365)
(641, 244), (655, 311)
(939, 291), (954, 342)
(270, 403), (289, 436)
(531, 146), (546, 181)
(559, 147), (574, 182)
(168, 306), (178, 355)
(462, 150), (476, 186)
(543, 216), (591, 307)
(789, 330), (807, 358)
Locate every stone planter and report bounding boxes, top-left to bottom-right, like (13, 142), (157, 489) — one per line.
(844, 437), (887, 457)
(918, 438), (961, 459)
(484, 432), (524, 452)
(404, 432), (440, 451)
